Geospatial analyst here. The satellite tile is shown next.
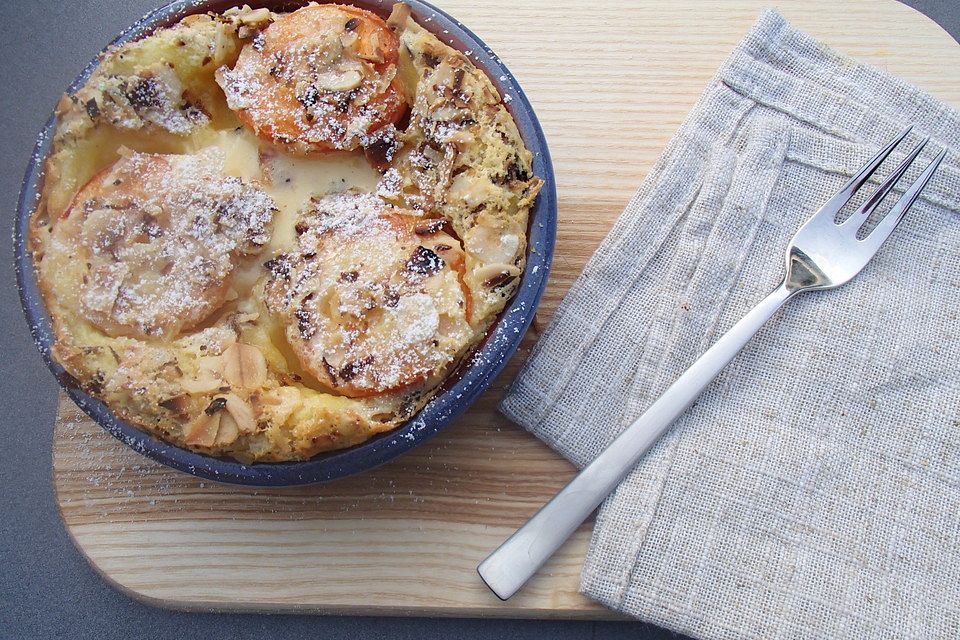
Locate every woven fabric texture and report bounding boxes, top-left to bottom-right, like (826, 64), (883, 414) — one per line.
(500, 10), (960, 639)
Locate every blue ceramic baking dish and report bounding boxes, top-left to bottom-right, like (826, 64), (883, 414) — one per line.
(15, 0), (556, 485)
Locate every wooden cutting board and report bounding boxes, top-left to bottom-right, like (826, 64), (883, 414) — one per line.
(53, 0), (960, 618)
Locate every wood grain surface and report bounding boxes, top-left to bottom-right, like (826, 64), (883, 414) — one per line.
(53, 0), (960, 617)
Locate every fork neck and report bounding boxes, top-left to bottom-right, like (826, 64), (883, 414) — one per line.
(769, 279), (801, 305)
(785, 247), (831, 292)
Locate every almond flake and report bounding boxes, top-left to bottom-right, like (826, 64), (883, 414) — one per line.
(224, 393), (257, 433)
(222, 342), (267, 388)
(184, 412), (221, 446)
(214, 412), (240, 445)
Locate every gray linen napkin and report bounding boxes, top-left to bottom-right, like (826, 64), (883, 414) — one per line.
(501, 10), (960, 639)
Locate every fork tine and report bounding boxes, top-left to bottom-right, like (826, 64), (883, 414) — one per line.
(817, 125), (913, 218)
(859, 148), (947, 251)
(841, 137), (929, 228)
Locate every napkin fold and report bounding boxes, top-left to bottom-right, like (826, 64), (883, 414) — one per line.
(501, 10), (960, 639)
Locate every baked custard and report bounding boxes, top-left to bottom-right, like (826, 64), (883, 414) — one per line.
(30, 3), (542, 462)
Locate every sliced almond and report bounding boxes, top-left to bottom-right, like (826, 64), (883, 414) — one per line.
(181, 373), (221, 394)
(447, 128), (475, 148)
(181, 354), (225, 393)
(226, 6), (273, 39)
(413, 218), (447, 236)
(447, 172), (499, 209)
(211, 21), (231, 65)
(184, 412), (221, 447)
(236, 6), (272, 27)
(158, 393), (190, 417)
(464, 223), (522, 264)
(339, 30), (359, 49)
(214, 412), (240, 445)
(386, 3), (411, 31)
(224, 393), (257, 433)
(314, 70), (363, 92)
(356, 31), (384, 63)
(474, 263), (522, 289)
(222, 343), (267, 388)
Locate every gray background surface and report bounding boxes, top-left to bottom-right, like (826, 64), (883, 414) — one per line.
(1, 2), (955, 638)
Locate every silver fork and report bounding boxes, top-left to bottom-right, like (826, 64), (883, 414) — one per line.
(478, 126), (947, 600)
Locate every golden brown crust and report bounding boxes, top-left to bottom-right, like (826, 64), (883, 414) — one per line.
(31, 3), (540, 463)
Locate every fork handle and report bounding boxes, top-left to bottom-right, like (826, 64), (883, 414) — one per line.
(478, 281), (798, 600)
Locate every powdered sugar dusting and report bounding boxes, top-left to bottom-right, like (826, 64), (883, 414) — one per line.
(263, 192), (474, 395)
(376, 167), (402, 199)
(69, 148), (276, 337)
(215, 5), (404, 153)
